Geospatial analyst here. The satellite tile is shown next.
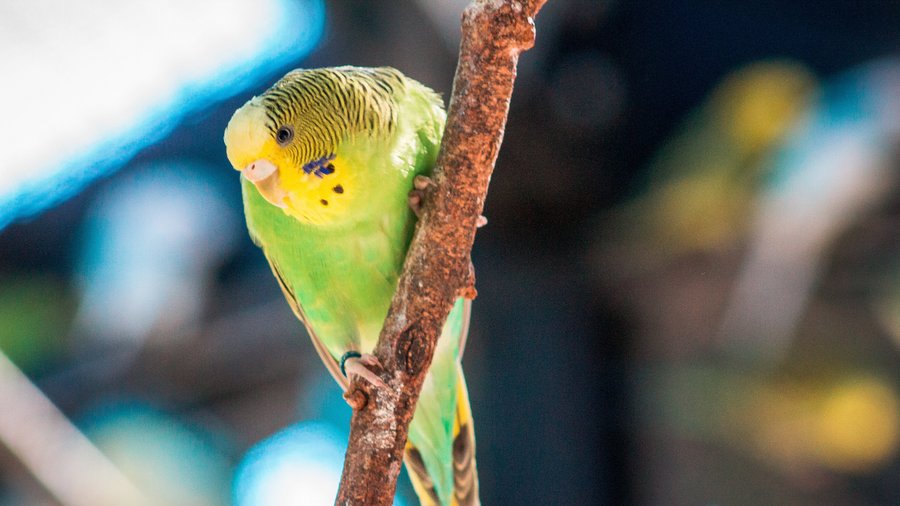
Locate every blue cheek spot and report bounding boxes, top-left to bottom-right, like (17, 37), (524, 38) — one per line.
(302, 153), (337, 178)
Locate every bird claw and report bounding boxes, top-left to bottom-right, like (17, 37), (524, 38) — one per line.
(408, 194), (425, 218)
(408, 176), (436, 218)
(344, 353), (389, 391)
(413, 175), (434, 191)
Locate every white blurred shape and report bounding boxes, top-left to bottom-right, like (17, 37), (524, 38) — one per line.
(82, 403), (232, 506)
(412, 0), (468, 51)
(74, 162), (239, 345)
(0, 0), (325, 227)
(718, 59), (900, 363)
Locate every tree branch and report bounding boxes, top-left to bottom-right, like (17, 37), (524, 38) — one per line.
(335, 1), (548, 504)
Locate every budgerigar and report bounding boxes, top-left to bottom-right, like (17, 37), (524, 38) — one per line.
(224, 66), (478, 506)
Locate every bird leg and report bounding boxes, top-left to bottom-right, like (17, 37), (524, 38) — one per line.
(409, 175), (487, 227)
(342, 352), (388, 391)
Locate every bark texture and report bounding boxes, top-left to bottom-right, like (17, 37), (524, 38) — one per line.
(335, 1), (548, 504)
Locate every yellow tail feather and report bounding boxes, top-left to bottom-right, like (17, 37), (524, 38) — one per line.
(404, 365), (479, 506)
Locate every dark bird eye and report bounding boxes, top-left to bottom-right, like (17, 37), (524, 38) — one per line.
(276, 125), (294, 145)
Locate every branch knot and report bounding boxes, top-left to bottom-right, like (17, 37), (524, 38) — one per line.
(343, 387), (368, 411)
(396, 323), (434, 377)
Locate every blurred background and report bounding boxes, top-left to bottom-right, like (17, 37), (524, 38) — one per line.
(1, 0), (899, 504)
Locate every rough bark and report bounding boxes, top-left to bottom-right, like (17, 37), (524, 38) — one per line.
(335, 1), (548, 504)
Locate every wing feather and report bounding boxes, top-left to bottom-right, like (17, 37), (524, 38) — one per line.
(267, 258), (349, 391)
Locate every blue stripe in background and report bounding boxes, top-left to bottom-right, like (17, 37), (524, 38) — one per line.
(0, 0), (326, 231)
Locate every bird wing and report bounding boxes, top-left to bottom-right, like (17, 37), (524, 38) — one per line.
(266, 258), (350, 391)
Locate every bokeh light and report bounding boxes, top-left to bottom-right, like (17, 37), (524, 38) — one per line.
(0, 0), (325, 229)
(233, 421), (408, 506)
(80, 403), (232, 506)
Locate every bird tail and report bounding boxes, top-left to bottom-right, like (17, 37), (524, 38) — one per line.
(404, 364), (479, 506)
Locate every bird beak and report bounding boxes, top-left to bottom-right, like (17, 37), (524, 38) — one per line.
(243, 159), (277, 182)
(243, 159), (288, 208)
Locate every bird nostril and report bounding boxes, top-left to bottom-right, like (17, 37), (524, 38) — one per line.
(249, 163), (255, 172)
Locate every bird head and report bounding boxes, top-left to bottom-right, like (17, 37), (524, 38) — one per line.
(225, 68), (406, 224)
(224, 72), (350, 224)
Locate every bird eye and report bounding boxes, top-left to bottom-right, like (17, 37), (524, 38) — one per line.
(276, 125), (294, 145)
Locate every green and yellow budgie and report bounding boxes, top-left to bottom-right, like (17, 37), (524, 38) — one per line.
(224, 66), (478, 506)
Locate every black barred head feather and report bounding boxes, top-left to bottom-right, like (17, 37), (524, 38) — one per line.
(260, 66), (404, 168)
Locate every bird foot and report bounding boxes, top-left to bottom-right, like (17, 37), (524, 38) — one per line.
(408, 176), (487, 227)
(342, 352), (388, 391)
(408, 175), (435, 218)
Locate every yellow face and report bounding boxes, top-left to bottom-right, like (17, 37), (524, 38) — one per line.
(224, 97), (355, 225)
